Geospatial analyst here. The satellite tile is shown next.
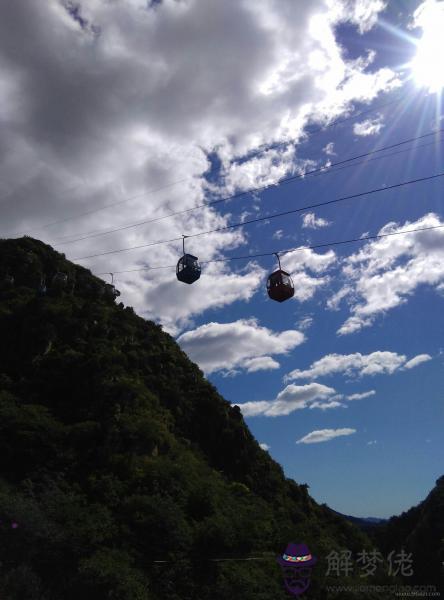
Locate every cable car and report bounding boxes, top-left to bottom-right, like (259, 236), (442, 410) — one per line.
(104, 283), (120, 299)
(0, 274), (14, 289)
(176, 236), (201, 284)
(38, 277), (47, 296)
(104, 273), (121, 299)
(267, 253), (294, 302)
(52, 272), (68, 290)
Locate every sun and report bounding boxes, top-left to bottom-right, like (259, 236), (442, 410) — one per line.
(411, 0), (444, 93)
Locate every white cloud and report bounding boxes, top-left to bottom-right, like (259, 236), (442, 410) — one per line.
(235, 382), (337, 417)
(297, 315), (314, 331)
(296, 427), (356, 444)
(177, 318), (304, 374)
(137, 260), (266, 335)
(286, 350), (430, 381)
(323, 141), (336, 155)
(338, 316), (372, 336)
(328, 1), (387, 34)
(290, 270), (332, 302)
(0, 0), (397, 331)
(337, 213), (444, 335)
(285, 247), (337, 274)
(280, 247), (337, 302)
(353, 114), (384, 136)
(301, 212), (332, 229)
(403, 354), (432, 369)
(327, 285), (353, 310)
(259, 442), (270, 450)
(236, 400), (273, 417)
(310, 400), (345, 410)
(221, 146), (300, 195)
(347, 390), (376, 400)
(244, 356), (281, 372)
(367, 439), (378, 445)
(409, 0), (444, 93)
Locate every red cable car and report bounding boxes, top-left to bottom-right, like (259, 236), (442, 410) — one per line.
(176, 236), (201, 284)
(267, 253), (294, 302)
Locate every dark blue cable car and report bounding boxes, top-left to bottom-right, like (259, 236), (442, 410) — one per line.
(38, 276), (47, 296)
(176, 236), (201, 284)
(267, 253), (294, 302)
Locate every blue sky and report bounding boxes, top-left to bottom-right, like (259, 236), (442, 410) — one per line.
(190, 89), (444, 518)
(176, 2), (444, 518)
(1, 0), (443, 518)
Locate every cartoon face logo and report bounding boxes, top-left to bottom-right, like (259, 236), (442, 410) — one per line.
(0, 520), (19, 529)
(277, 543), (317, 597)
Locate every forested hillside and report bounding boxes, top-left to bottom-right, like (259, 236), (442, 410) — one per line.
(373, 476), (444, 590)
(0, 237), (404, 599)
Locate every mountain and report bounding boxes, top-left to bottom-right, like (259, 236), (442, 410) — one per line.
(373, 476), (444, 591)
(332, 511), (387, 530)
(0, 237), (401, 599)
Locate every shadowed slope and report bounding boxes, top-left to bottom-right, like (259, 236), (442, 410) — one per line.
(0, 236), (394, 599)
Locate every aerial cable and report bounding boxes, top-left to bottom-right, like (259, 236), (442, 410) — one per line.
(243, 90), (407, 160)
(296, 138), (440, 179)
(2, 177), (190, 237)
(95, 223), (444, 277)
(2, 89), (409, 239)
(152, 556), (273, 563)
(54, 128), (443, 247)
(52, 137), (442, 246)
(74, 170), (444, 261)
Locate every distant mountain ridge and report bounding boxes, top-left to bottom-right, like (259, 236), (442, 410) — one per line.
(332, 510), (387, 529)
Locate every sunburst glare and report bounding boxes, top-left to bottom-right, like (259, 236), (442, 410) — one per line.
(411, 0), (444, 92)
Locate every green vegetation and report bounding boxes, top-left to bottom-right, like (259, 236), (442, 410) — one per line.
(373, 476), (444, 590)
(0, 237), (429, 599)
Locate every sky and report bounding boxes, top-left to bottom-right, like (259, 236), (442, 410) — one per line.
(0, 0), (443, 518)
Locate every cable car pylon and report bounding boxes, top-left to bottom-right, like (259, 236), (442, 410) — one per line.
(104, 272), (120, 299)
